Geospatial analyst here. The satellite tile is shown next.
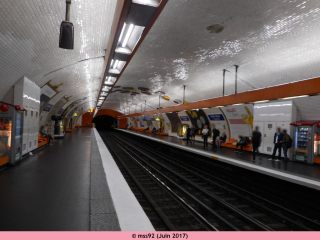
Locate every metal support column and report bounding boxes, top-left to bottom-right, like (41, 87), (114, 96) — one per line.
(223, 69), (226, 97)
(234, 65), (239, 94)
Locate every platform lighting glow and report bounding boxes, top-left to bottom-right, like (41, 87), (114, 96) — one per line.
(122, 24), (134, 48)
(118, 23), (126, 43)
(253, 100), (269, 103)
(113, 60), (119, 69)
(282, 95), (309, 100)
(233, 103), (244, 105)
(215, 106), (223, 108)
(110, 59), (114, 68)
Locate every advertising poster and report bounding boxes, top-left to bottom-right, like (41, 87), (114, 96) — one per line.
(40, 85), (57, 111)
(159, 114), (166, 132)
(133, 117), (138, 128)
(185, 109), (211, 136)
(221, 104), (253, 140)
(204, 108), (230, 141)
(166, 112), (181, 133)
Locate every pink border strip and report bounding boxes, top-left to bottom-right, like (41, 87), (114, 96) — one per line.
(1, 232), (319, 240)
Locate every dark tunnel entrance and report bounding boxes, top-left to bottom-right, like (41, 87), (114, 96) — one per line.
(92, 115), (116, 131)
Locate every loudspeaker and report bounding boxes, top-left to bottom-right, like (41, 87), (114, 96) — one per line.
(59, 21), (74, 49)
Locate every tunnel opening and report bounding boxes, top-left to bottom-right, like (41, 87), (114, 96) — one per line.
(92, 115), (116, 131)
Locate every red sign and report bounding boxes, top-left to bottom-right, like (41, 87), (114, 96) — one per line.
(0, 104), (9, 112)
(226, 108), (236, 113)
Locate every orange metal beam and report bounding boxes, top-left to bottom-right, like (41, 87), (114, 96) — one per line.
(118, 77), (320, 118)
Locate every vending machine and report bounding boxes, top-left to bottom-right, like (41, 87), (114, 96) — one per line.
(290, 121), (320, 164)
(0, 102), (25, 165)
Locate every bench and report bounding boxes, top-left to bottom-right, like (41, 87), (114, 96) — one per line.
(0, 155), (9, 167)
(218, 138), (253, 151)
(38, 132), (50, 147)
(160, 133), (169, 136)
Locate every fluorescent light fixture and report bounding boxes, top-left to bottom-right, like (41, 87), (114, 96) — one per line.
(233, 103), (244, 105)
(282, 95), (308, 100)
(110, 59), (114, 67)
(118, 23), (126, 43)
(113, 60), (119, 69)
(202, 107), (210, 109)
(253, 100), (269, 103)
(215, 106), (223, 108)
(132, 0), (160, 7)
(122, 24), (134, 48)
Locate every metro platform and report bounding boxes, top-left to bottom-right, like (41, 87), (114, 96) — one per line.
(119, 129), (320, 191)
(0, 127), (154, 231)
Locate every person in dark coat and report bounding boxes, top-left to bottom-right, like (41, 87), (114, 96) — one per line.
(269, 127), (283, 161)
(211, 124), (220, 151)
(234, 136), (249, 153)
(186, 125), (191, 145)
(190, 124), (196, 144)
(251, 126), (262, 161)
(280, 129), (290, 164)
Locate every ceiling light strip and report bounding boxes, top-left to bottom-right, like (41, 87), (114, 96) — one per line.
(122, 24), (134, 48)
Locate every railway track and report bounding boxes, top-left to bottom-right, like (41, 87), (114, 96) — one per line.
(101, 131), (320, 231)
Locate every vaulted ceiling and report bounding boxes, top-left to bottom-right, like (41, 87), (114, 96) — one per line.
(1, 0), (320, 116)
(102, 0), (320, 114)
(0, 0), (117, 111)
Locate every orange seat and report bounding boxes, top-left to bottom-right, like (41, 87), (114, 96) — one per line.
(0, 156), (9, 167)
(225, 138), (234, 144)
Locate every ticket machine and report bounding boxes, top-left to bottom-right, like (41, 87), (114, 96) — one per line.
(0, 102), (25, 165)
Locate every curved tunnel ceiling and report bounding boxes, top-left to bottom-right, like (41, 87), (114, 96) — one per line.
(0, 0), (117, 112)
(102, 0), (320, 113)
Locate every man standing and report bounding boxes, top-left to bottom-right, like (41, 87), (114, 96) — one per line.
(186, 125), (191, 145)
(280, 129), (290, 164)
(269, 127), (283, 161)
(211, 124), (220, 151)
(251, 126), (262, 161)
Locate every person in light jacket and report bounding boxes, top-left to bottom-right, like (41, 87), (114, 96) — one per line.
(202, 125), (209, 150)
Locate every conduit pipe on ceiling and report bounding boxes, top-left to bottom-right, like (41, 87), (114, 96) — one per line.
(235, 65), (239, 95)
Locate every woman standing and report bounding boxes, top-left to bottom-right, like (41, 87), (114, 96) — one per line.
(202, 125), (209, 149)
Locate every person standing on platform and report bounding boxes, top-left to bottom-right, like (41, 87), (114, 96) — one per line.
(186, 125), (191, 145)
(269, 127), (283, 161)
(211, 124), (220, 151)
(152, 127), (156, 136)
(202, 125), (209, 149)
(280, 129), (290, 164)
(190, 124), (196, 144)
(251, 126), (262, 161)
